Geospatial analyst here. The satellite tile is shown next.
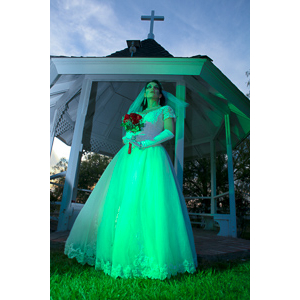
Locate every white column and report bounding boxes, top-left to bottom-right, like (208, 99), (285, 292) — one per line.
(50, 60), (60, 88)
(174, 81), (186, 190)
(50, 108), (58, 156)
(224, 113), (237, 237)
(210, 139), (217, 214)
(57, 77), (92, 232)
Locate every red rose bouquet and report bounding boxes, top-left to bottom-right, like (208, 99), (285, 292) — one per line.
(121, 113), (144, 154)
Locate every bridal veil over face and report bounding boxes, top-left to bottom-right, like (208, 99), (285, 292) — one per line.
(127, 86), (189, 115)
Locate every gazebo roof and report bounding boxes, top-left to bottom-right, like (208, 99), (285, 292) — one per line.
(50, 39), (249, 160)
(107, 38), (173, 58)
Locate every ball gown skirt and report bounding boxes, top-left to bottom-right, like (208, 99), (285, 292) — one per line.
(64, 143), (198, 280)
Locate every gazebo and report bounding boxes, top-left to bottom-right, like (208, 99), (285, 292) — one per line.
(50, 13), (250, 237)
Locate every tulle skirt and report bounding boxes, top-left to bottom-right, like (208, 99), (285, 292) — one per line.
(64, 144), (198, 280)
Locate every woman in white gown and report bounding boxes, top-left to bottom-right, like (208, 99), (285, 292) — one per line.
(64, 80), (198, 280)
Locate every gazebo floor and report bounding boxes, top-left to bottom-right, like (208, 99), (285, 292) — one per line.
(50, 226), (250, 262)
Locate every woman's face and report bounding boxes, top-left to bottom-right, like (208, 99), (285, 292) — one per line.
(144, 82), (162, 100)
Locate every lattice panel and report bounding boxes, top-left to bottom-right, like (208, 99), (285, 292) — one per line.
(53, 102), (74, 137)
(90, 137), (121, 155)
(55, 117), (74, 136)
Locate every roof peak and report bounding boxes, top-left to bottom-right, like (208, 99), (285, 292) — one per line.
(106, 39), (173, 58)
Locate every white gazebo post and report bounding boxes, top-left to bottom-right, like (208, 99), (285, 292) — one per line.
(224, 113), (237, 237)
(50, 108), (58, 156)
(202, 139), (218, 231)
(57, 77), (92, 231)
(210, 139), (217, 214)
(174, 81), (186, 190)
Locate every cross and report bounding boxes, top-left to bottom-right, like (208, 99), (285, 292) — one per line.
(141, 10), (164, 40)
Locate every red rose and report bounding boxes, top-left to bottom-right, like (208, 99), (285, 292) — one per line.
(121, 112), (144, 154)
(130, 113), (142, 124)
(123, 114), (131, 122)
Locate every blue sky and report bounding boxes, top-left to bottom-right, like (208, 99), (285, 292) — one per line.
(50, 0), (250, 165)
(51, 0), (250, 93)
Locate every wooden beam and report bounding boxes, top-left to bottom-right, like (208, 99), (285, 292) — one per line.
(83, 82), (112, 129)
(187, 92), (219, 134)
(50, 60), (60, 88)
(185, 75), (230, 116)
(224, 113), (237, 237)
(53, 75), (84, 111)
(50, 109), (58, 156)
(103, 101), (126, 138)
(183, 121), (193, 144)
(51, 57), (206, 76)
(210, 140), (217, 214)
(50, 80), (78, 97)
(193, 144), (204, 157)
(212, 118), (225, 141)
(185, 136), (211, 148)
(200, 61), (250, 118)
(174, 81), (186, 190)
(84, 74), (185, 82)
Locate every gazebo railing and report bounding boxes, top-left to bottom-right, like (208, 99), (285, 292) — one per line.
(50, 172), (229, 226)
(50, 171), (92, 221)
(185, 192), (229, 201)
(185, 193), (230, 226)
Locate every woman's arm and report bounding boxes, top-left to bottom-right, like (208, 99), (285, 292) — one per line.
(164, 117), (175, 135)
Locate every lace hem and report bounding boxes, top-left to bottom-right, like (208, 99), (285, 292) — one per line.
(64, 243), (197, 280)
(64, 243), (97, 266)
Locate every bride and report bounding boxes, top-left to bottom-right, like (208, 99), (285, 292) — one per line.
(64, 80), (198, 280)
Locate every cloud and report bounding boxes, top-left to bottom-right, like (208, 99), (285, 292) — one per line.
(50, 0), (249, 94)
(51, 0), (134, 56)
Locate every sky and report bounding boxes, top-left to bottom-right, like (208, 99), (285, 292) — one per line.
(50, 0), (250, 165)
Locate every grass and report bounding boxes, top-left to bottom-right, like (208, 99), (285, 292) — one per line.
(50, 246), (250, 300)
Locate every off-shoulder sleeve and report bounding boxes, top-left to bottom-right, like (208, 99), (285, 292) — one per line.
(163, 105), (176, 121)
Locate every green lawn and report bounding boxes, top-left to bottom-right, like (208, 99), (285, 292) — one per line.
(50, 247), (250, 300)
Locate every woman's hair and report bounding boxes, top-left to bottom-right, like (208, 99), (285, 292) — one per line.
(141, 80), (166, 111)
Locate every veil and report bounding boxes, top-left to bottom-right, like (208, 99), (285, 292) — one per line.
(127, 87), (189, 116)
(122, 86), (189, 138)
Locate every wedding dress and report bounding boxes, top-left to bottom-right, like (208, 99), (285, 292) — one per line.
(64, 105), (198, 279)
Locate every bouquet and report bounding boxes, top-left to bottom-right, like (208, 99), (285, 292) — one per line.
(121, 113), (144, 154)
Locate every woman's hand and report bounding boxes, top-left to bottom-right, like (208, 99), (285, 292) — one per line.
(123, 137), (142, 149)
(129, 139), (142, 149)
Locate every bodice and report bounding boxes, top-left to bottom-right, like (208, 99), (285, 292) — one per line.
(124, 105), (176, 142)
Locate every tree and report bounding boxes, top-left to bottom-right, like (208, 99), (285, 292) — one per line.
(50, 153), (111, 204)
(233, 135), (250, 197)
(50, 157), (68, 215)
(76, 153), (112, 203)
(183, 157), (212, 213)
(246, 70), (250, 98)
(50, 157), (68, 202)
(183, 132), (250, 237)
(183, 154), (229, 214)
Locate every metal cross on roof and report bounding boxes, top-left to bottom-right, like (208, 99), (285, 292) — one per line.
(141, 10), (164, 40)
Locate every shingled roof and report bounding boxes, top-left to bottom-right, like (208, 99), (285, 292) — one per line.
(106, 39), (174, 58)
(51, 38), (212, 60)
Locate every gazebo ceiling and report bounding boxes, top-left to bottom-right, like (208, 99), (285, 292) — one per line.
(50, 40), (249, 160)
